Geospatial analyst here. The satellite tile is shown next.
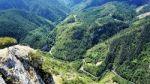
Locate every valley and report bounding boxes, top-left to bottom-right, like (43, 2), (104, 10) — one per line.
(0, 0), (150, 84)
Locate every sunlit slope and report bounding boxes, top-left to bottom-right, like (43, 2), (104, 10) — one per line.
(51, 1), (136, 61)
(83, 17), (150, 83)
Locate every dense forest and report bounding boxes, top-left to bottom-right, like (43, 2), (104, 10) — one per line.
(0, 0), (150, 84)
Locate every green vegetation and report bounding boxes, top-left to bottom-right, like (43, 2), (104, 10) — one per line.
(83, 63), (100, 76)
(0, 0), (69, 23)
(0, 0), (70, 49)
(99, 71), (133, 84)
(0, 0), (150, 84)
(22, 28), (50, 49)
(0, 37), (17, 48)
(85, 43), (109, 63)
(52, 1), (135, 61)
(49, 3), (150, 83)
(74, 16), (150, 84)
(29, 51), (84, 83)
(103, 17), (150, 84)
(138, 4), (150, 14)
(52, 2), (150, 83)
(28, 50), (100, 84)
(0, 9), (54, 49)
(71, 60), (82, 70)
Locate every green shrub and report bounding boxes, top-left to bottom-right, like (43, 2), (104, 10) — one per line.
(28, 51), (44, 68)
(63, 77), (85, 84)
(0, 37), (17, 48)
(71, 61), (82, 70)
(85, 43), (109, 63)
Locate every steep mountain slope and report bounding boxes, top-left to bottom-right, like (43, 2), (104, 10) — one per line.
(0, 0), (69, 23)
(0, 0), (71, 49)
(81, 11), (150, 84)
(0, 45), (54, 84)
(58, 0), (83, 7)
(47, 1), (150, 83)
(0, 0), (150, 84)
(67, 0), (150, 11)
(0, 9), (54, 49)
(103, 17), (150, 84)
(51, 1), (136, 61)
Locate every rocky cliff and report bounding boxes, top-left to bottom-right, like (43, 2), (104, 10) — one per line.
(0, 45), (54, 84)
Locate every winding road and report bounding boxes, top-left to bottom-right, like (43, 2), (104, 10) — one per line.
(79, 59), (99, 79)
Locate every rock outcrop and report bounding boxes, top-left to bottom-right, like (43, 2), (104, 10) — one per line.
(0, 45), (54, 84)
(0, 76), (6, 84)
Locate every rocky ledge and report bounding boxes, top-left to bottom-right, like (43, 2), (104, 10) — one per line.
(0, 45), (54, 84)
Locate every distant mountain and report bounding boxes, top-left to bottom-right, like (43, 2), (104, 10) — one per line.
(0, 9), (54, 49)
(0, 0), (70, 23)
(128, 0), (150, 6)
(0, 0), (150, 84)
(0, 0), (148, 23)
(0, 0), (70, 49)
(68, 0), (150, 11)
(58, 0), (83, 7)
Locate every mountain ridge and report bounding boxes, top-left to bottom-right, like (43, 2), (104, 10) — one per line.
(0, 0), (150, 84)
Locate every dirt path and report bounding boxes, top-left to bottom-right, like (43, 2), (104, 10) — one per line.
(137, 12), (150, 19)
(79, 59), (99, 79)
(73, 15), (77, 22)
(136, 5), (148, 13)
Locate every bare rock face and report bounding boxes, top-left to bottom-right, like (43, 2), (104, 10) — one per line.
(0, 45), (54, 84)
(0, 76), (6, 84)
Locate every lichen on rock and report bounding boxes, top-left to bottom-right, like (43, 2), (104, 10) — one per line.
(0, 45), (54, 84)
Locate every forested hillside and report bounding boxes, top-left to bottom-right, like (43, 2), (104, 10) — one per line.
(0, 9), (54, 49)
(48, 0), (150, 83)
(0, 0), (150, 84)
(52, 1), (136, 61)
(0, 0), (70, 49)
(0, 0), (69, 22)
